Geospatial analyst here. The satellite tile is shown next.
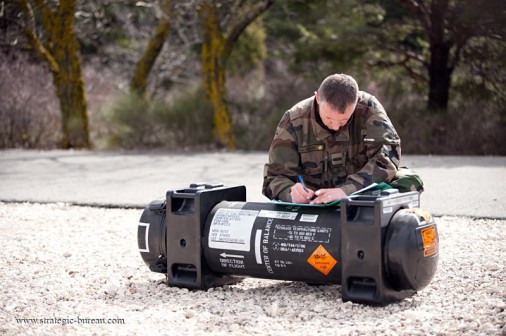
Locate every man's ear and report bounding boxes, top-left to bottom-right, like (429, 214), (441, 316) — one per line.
(314, 91), (319, 104)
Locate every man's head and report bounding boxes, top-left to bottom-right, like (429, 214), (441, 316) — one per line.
(315, 74), (359, 131)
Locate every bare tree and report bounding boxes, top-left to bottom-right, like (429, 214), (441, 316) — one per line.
(130, 0), (172, 99)
(400, 0), (505, 111)
(198, 0), (273, 149)
(17, 0), (90, 148)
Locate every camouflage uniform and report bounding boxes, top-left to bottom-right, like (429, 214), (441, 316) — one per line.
(263, 91), (401, 202)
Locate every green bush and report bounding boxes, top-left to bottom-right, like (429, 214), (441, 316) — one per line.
(378, 74), (506, 155)
(101, 93), (159, 149)
(101, 86), (214, 150)
(158, 86), (214, 147)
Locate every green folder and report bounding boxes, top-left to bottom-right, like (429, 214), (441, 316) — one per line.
(269, 182), (392, 207)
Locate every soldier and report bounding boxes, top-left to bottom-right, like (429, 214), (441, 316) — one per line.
(263, 73), (419, 204)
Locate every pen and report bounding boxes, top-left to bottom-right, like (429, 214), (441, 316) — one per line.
(297, 175), (309, 193)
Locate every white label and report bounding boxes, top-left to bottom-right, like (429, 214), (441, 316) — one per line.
(255, 229), (262, 264)
(409, 201), (420, 208)
(138, 222), (150, 253)
(258, 210), (297, 220)
(383, 194), (419, 207)
(300, 214), (318, 223)
(383, 207), (393, 214)
(208, 208), (258, 251)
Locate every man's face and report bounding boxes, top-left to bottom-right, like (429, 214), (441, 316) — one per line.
(315, 93), (356, 131)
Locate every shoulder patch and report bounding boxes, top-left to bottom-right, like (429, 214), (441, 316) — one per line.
(354, 91), (372, 113)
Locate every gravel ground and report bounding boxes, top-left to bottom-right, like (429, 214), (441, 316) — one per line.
(0, 202), (504, 336)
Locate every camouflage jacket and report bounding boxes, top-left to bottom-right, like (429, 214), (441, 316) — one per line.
(263, 91), (401, 201)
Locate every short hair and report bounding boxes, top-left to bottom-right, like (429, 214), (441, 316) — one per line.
(317, 74), (359, 113)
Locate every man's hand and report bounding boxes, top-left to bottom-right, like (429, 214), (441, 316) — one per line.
(310, 188), (347, 204)
(290, 183), (315, 204)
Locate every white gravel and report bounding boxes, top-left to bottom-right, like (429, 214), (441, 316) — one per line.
(0, 202), (504, 336)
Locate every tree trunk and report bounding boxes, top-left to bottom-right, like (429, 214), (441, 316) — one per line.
(427, 0), (452, 112)
(52, 60), (90, 149)
(52, 1), (89, 148)
(18, 0), (90, 148)
(200, 2), (235, 148)
(428, 43), (452, 111)
(199, 0), (273, 148)
(130, 0), (172, 99)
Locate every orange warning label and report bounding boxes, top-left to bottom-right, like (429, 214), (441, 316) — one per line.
(307, 244), (337, 275)
(420, 226), (438, 257)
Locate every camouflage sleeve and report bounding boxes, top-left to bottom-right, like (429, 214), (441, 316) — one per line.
(262, 112), (301, 201)
(339, 98), (401, 195)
